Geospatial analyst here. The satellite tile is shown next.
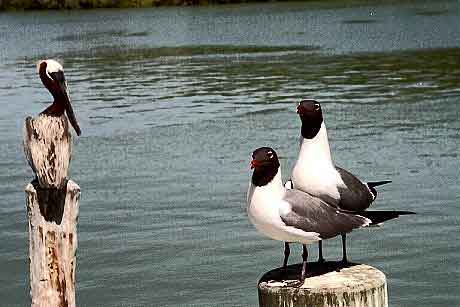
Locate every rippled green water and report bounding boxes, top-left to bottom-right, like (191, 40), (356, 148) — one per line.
(1, 1), (459, 306)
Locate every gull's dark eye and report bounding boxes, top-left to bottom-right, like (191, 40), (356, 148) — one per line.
(314, 103), (320, 110)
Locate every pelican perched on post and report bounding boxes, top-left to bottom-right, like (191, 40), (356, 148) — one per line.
(23, 59), (81, 189)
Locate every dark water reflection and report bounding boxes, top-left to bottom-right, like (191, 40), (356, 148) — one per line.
(0, 1), (459, 306)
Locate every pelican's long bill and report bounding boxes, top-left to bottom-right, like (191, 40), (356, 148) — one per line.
(51, 71), (81, 136)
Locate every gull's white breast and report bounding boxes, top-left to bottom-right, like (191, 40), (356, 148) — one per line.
(291, 124), (344, 205)
(247, 172), (321, 244)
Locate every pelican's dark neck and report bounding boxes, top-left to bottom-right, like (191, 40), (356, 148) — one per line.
(39, 62), (54, 96)
(38, 62), (66, 115)
(41, 101), (65, 116)
(252, 163), (280, 187)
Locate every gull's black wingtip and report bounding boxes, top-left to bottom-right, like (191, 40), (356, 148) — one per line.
(367, 180), (392, 188)
(396, 210), (416, 215)
(360, 210), (416, 225)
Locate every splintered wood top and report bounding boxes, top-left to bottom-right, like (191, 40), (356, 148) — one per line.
(259, 262), (386, 293)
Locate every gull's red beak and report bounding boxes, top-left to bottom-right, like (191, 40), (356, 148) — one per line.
(250, 159), (257, 169)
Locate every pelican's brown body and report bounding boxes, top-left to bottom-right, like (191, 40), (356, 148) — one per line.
(23, 114), (72, 189)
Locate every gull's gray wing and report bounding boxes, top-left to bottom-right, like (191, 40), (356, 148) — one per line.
(335, 166), (374, 212)
(281, 189), (370, 240)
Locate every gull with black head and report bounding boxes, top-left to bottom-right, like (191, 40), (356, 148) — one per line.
(247, 147), (375, 284)
(288, 99), (399, 264)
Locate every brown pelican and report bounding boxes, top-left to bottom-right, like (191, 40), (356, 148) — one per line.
(23, 59), (81, 189)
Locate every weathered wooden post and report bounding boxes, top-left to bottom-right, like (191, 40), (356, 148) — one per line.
(25, 180), (80, 307)
(258, 262), (388, 307)
(23, 59), (81, 307)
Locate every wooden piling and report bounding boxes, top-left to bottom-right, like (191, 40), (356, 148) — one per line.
(258, 262), (388, 307)
(23, 109), (80, 306)
(25, 179), (80, 307)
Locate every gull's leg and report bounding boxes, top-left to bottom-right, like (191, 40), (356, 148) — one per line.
(300, 244), (308, 283)
(341, 234), (348, 264)
(318, 241), (325, 264)
(282, 242), (290, 272)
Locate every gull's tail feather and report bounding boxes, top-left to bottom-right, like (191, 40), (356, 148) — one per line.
(359, 210), (415, 226)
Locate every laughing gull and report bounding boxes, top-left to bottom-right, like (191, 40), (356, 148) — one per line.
(247, 147), (411, 284)
(289, 100), (392, 263)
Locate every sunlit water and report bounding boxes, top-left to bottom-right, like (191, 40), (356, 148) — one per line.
(0, 1), (459, 306)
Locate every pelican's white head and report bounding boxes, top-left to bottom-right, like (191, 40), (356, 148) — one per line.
(36, 59), (63, 80)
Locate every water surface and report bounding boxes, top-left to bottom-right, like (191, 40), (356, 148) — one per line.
(0, 1), (459, 306)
